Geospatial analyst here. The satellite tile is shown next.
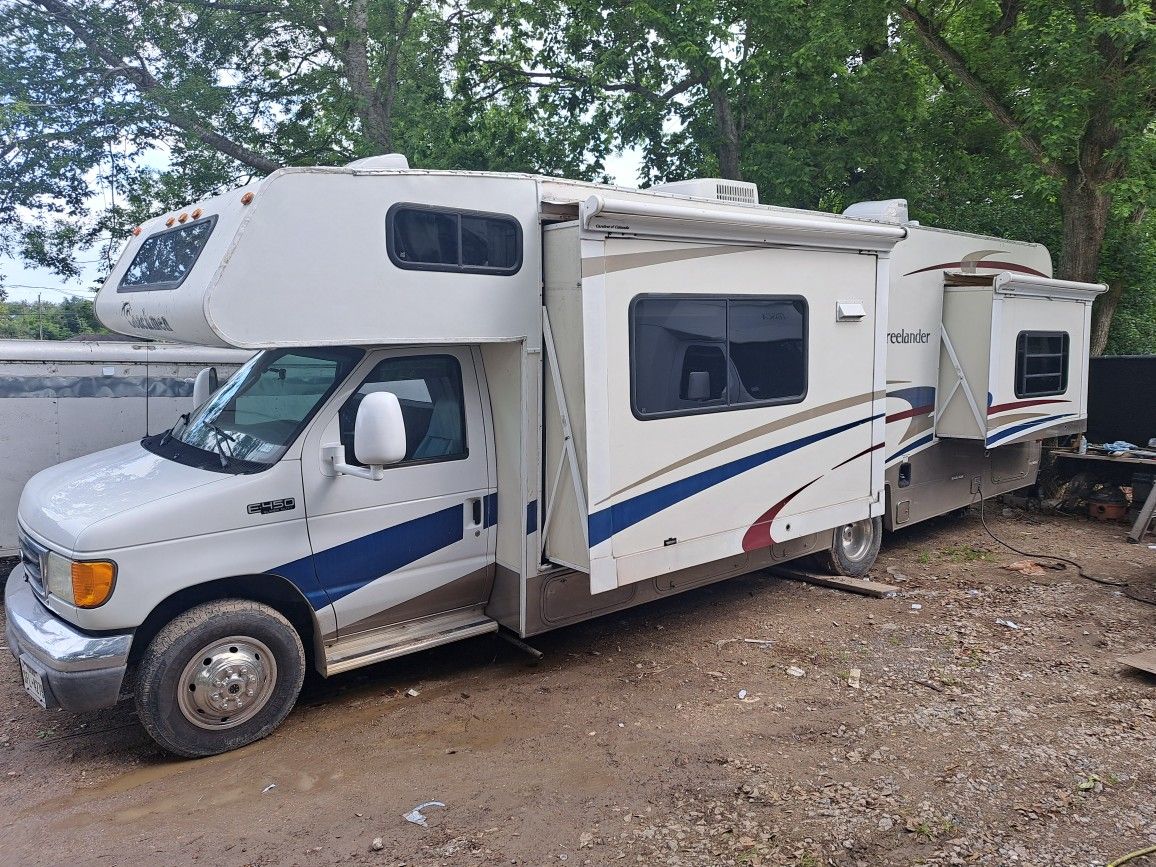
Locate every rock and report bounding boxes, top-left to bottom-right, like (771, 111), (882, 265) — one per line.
(786, 666), (805, 678)
(371, 838), (384, 851)
(878, 817), (894, 831)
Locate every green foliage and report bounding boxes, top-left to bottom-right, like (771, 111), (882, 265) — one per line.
(0, 295), (104, 340)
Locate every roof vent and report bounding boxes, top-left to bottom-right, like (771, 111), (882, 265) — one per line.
(346, 153), (410, 171)
(651, 178), (759, 205)
(842, 198), (909, 225)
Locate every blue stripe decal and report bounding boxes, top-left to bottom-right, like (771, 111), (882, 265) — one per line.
(887, 431), (935, 464)
(483, 492), (498, 528)
(274, 504), (465, 608)
(587, 415), (881, 548)
(986, 413), (1073, 447)
(526, 499), (538, 535)
(271, 554), (332, 610)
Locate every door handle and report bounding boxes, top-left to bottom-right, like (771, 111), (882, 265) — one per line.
(468, 497), (483, 528)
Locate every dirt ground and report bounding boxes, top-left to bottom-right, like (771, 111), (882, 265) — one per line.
(1, 507), (1154, 867)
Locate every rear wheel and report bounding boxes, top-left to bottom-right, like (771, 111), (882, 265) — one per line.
(815, 516), (882, 577)
(134, 599), (305, 758)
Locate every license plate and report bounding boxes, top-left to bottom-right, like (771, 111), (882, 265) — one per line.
(19, 657), (47, 708)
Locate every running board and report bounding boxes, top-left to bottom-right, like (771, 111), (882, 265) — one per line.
(324, 609), (498, 676)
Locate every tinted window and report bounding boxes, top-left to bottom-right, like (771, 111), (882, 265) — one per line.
(632, 296), (807, 418)
(119, 216), (217, 292)
(1015, 331), (1069, 398)
(339, 354), (467, 466)
(388, 205), (521, 274)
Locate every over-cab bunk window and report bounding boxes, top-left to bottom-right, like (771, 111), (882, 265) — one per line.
(1014, 331), (1069, 398)
(630, 295), (808, 419)
(387, 203), (522, 275)
(119, 215), (217, 292)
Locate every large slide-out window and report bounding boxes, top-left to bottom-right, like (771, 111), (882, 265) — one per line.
(1014, 331), (1069, 398)
(119, 216), (217, 292)
(631, 295), (808, 419)
(387, 204), (522, 275)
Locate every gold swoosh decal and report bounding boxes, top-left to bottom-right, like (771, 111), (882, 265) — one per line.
(582, 245), (756, 278)
(988, 411), (1052, 429)
(595, 390), (882, 505)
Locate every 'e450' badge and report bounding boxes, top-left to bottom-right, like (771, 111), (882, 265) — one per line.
(247, 498), (295, 515)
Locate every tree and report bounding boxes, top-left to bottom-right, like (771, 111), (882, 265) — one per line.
(896, 0), (1156, 354)
(1, 0), (604, 289)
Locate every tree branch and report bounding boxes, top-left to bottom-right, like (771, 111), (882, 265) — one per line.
(899, 3), (1064, 180)
(30, 0), (283, 174)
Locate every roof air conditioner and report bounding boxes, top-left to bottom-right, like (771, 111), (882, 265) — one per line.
(651, 178), (760, 205)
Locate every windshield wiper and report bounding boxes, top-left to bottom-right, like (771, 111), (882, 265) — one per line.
(160, 412), (190, 446)
(207, 424), (236, 468)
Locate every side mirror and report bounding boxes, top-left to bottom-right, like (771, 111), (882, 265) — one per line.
(192, 367), (219, 407)
(354, 391), (407, 466)
(322, 391), (407, 481)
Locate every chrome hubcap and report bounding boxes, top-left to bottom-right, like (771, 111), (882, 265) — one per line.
(839, 519), (874, 562)
(177, 636), (277, 730)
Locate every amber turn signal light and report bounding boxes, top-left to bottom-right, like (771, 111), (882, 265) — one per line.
(71, 561), (117, 609)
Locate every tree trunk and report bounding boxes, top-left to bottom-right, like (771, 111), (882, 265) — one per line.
(1059, 174), (1114, 355)
(707, 81), (741, 180)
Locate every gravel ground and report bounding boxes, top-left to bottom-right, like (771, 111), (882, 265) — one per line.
(1, 507), (1153, 866)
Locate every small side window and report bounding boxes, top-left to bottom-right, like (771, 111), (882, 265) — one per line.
(1014, 331), (1069, 398)
(387, 204), (522, 275)
(119, 216), (217, 292)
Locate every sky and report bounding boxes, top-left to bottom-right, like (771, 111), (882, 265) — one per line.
(2, 147), (647, 305)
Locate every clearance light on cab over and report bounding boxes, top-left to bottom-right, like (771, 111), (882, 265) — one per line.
(43, 551), (117, 608)
(191, 208), (203, 219)
(165, 216), (176, 227)
(240, 191), (255, 205)
(177, 212), (189, 223)
(132, 226), (142, 237)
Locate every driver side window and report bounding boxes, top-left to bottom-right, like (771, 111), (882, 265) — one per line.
(339, 355), (467, 467)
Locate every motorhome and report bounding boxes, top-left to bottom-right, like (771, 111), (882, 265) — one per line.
(0, 339), (249, 557)
(5, 157), (1104, 756)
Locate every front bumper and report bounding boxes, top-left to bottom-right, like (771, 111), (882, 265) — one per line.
(4, 565), (132, 712)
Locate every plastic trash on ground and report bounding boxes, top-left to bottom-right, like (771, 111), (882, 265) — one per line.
(404, 801), (446, 827)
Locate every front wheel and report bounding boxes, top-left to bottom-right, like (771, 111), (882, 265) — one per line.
(134, 599), (306, 758)
(815, 516), (882, 578)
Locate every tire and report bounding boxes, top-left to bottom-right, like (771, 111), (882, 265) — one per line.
(134, 599), (306, 758)
(815, 516), (882, 578)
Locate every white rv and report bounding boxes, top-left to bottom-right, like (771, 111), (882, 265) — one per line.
(0, 339), (250, 557)
(4, 158), (1104, 756)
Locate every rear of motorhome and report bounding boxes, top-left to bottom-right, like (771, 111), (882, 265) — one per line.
(5, 159), (1104, 756)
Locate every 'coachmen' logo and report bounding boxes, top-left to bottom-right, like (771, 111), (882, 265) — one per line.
(121, 302), (174, 333)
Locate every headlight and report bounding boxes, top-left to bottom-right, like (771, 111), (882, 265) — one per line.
(44, 552), (117, 608)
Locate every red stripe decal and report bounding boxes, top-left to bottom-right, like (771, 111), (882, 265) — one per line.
(987, 398), (1066, 416)
(832, 442), (884, 470)
(903, 261), (1048, 278)
(886, 404), (934, 423)
(742, 480), (819, 553)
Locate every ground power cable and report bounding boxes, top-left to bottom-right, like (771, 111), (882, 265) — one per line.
(973, 486), (1129, 587)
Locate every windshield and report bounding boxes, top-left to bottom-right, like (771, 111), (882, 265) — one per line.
(174, 347), (363, 466)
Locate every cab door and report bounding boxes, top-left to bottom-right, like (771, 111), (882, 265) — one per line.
(300, 346), (494, 639)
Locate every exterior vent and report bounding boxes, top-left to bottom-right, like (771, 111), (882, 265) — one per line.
(651, 178), (760, 205)
(346, 153), (410, 170)
(843, 198), (909, 225)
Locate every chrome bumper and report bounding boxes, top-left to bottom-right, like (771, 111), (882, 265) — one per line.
(4, 565), (132, 712)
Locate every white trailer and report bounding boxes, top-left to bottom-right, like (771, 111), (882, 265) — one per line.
(5, 158), (1103, 756)
(0, 340), (250, 556)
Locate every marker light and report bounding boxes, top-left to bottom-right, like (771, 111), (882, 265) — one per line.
(43, 554), (117, 607)
(191, 208), (203, 219)
(240, 191), (255, 205)
(132, 226), (142, 236)
(177, 212), (189, 223)
(70, 561), (117, 608)
(165, 217), (176, 227)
